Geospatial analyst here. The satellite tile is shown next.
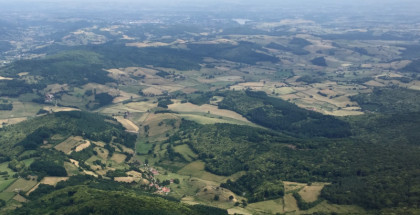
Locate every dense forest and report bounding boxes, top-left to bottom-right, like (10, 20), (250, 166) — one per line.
(217, 90), (351, 138)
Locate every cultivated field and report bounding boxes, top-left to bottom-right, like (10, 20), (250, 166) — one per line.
(54, 136), (88, 155)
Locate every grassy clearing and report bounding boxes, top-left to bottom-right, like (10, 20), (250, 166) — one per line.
(304, 201), (365, 214)
(0, 192), (15, 202)
(136, 141), (154, 155)
(21, 158), (36, 167)
(0, 179), (17, 192)
(64, 162), (79, 176)
(247, 198), (284, 214)
(177, 161), (226, 183)
(173, 144), (198, 162)
(0, 162), (13, 173)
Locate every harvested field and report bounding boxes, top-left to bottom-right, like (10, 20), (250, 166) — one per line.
(284, 181), (306, 193)
(114, 177), (141, 183)
(40, 177), (69, 186)
(114, 116), (139, 133)
(92, 141), (106, 147)
(6, 179), (37, 193)
(75, 140), (91, 152)
(111, 153), (127, 164)
(69, 159), (80, 167)
(0, 117), (27, 128)
(298, 183), (326, 203)
(0, 76), (13, 80)
(168, 102), (250, 122)
(126, 42), (169, 48)
(12, 194), (27, 203)
(283, 193), (299, 212)
(83, 170), (98, 177)
(126, 170), (142, 178)
(54, 136), (87, 155)
(42, 106), (80, 113)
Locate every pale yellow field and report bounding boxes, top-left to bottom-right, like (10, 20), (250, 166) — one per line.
(298, 183), (327, 203)
(114, 116), (139, 133)
(114, 177), (139, 183)
(177, 114), (257, 127)
(168, 102), (250, 123)
(0, 76), (13, 80)
(0, 117), (27, 128)
(74, 140), (91, 152)
(40, 177), (69, 186)
(54, 136), (86, 155)
(283, 193), (299, 212)
(111, 153), (126, 164)
(42, 106), (80, 113)
(69, 159), (80, 167)
(284, 181), (306, 193)
(126, 170), (142, 178)
(126, 42), (169, 48)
